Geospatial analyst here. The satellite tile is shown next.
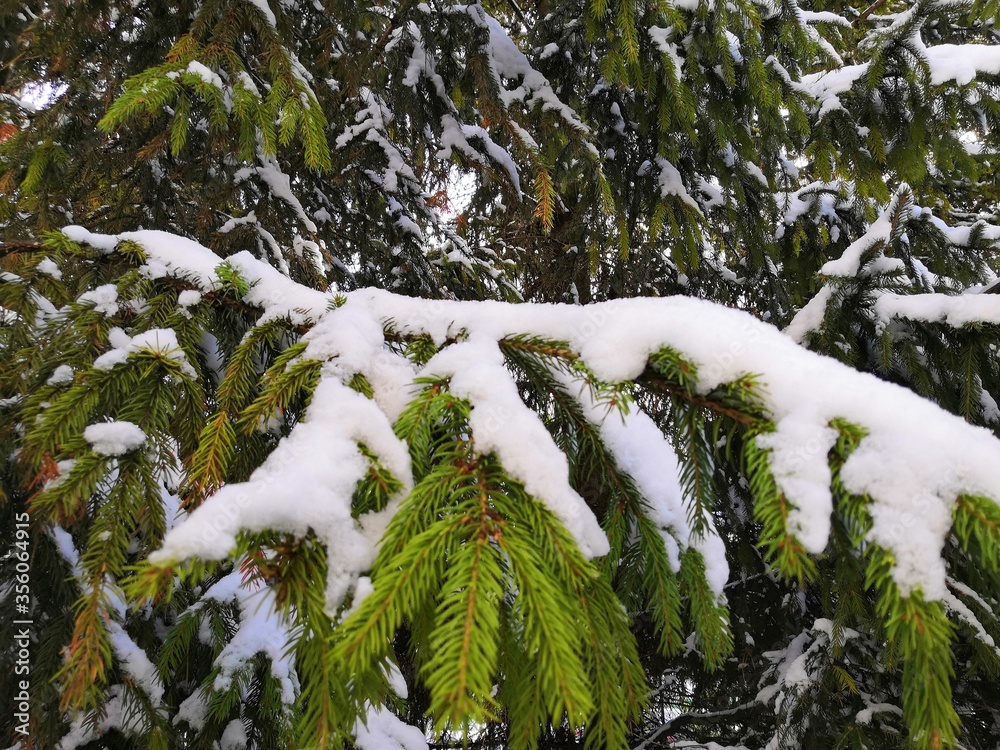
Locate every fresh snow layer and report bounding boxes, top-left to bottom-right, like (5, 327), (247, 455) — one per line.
(108, 625), (163, 703)
(93, 327), (198, 378)
(654, 157), (701, 211)
(84, 420), (147, 456)
(344, 288), (1000, 599)
(70, 226), (1000, 602)
(177, 289), (202, 307)
(874, 291), (1000, 326)
(784, 285), (832, 344)
(421, 338), (609, 558)
(59, 687), (148, 749)
(819, 200), (895, 277)
(797, 39), (1000, 120)
(36, 256), (62, 279)
(924, 43), (1000, 86)
(78, 284), (119, 316)
(354, 706), (429, 750)
(220, 718), (249, 750)
(202, 572), (299, 704)
(151, 378), (413, 613)
(478, 10), (588, 132)
(47, 364), (74, 385)
(782, 194), (1000, 344)
(800, 64), (868, 118)
(557, 372), (728, 595)
(62, 226), (329, 323)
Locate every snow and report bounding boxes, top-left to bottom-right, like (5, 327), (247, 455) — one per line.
(788, 196), (1000, 337)
(420, 338), (609, 558)
(203, 573), (298, 704)
(36, 256), (62, 279)
(756, 630), (809, 705)
(344, 288), (1000, 600)
(539, 42), (560, 60)
(83, 420), (147, 456)
(856, 703), (903, 725)
(62, 225), (118, 252)
(557, 372), (728, 594)
(923, 43), (1000, 86)
(948, 575), (998, 612)
(61, 227), (329, 322)
(46, 364), (74, 385)
(654, 157), (701, 211)
(175, 690), (211, 731)
(744, 160), (768, 188)
(477, 9), (588, 133)
(302, 298), (416, 420)
(336, 92), (422, 197)
(93, 327), (199, 378)
(226, 251), (329, 324)
(78, 284), (119, 316)
(177, 289), (202, 308)
(245, 0), (277, 26)
(152, 378), (413, 613)
(354, 706), (428, 750)
(784, 285), (832, 344)
(113, 229), (223, 289)
(235, 70), (260, 97)
(725, 31), (743, 64)
(800, 64), (868, 118)
(219, 211), (258, 234)
(48, 526), (165, 733)
(74, 227), (1000, 603)
(235, 159), (319, 234)
(755, 416), (838, 554)
(292, 235), (326, 277)
(798, 9), (850, 25)
(438, 115), (522, 195)
(401, 25), (425, 87)
(220, 719), (249, 750)
(185, 61), (225, 92)
(649, 27), (683, 80)
(670, 0), (709, 10)
(386, 660), (408, 698)
(802, 34), (1000, 93)
(981, 388), (1000, 424)
(108, 625), (163, 702)
(786, 194), (901, 342)
(58, 687), (147, 749)
(874, 291), (1000, 327)
(390, 199), (424, 239)
(942, 588), (1000, 658)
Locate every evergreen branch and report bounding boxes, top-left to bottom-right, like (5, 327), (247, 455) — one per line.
(423, 471), (503, 726)
(953, 494), (1000, 574)
(744, 426), (818, 585)
(0, 239), (46, 258)
(832, 421), (962, 750)
(679, 547), (734, 670)
(639, 369), (761, 426)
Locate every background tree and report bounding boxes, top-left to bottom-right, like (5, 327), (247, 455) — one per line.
(3, 0), (1000, 749)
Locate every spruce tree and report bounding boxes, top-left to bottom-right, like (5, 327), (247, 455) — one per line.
(3, 0), (1000, 748)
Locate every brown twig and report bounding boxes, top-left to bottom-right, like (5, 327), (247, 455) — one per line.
(853, 0), (891, 27)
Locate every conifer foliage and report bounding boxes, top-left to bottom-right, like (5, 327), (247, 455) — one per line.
(3, 0), (1000, 749)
